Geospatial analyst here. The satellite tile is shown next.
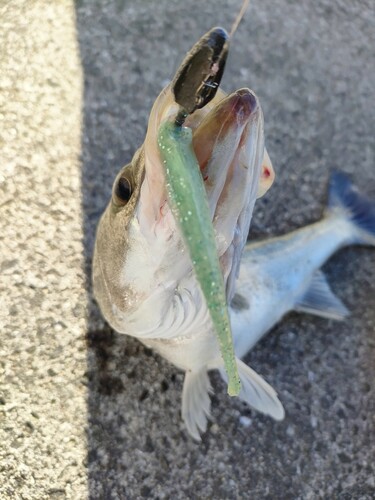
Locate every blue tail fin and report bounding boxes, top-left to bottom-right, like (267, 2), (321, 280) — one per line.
(327, 172), (375, 246)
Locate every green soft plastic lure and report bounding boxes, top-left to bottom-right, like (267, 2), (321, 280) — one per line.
(157, 120), (241, 397)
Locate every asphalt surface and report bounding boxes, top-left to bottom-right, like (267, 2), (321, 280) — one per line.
(1, 0), (374, 498)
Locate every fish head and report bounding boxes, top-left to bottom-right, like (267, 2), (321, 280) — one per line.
(93, 81), (274, 338)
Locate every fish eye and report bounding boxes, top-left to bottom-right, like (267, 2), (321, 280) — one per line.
(113, 176), (132, 206)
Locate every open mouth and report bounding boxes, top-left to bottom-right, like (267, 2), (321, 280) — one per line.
(139, 84), (273, 283)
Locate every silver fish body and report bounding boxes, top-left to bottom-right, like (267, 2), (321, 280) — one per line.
(93, 80), (280, 438)
(94, 150), (375, 440)
(92, 31), (375, 439)
(232, 211), (354, 358)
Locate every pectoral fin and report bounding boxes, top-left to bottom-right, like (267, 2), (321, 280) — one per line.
(182, 369), (213, 441)
(295, 270), (349, 320)
(220, 358), (285, 421)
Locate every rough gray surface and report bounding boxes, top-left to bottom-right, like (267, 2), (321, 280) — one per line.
(0, 2), (87, 499)
(1, 0), (374, 498)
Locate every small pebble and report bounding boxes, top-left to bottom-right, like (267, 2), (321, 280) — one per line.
(239, 416), (252, 427)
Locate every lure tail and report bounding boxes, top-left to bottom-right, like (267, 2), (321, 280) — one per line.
(327, 171), (375, 247)
(220, 359), (285, 421)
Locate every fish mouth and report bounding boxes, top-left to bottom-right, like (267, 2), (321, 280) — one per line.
(138, 84), (273, 295)
(192, 88), (262, 255)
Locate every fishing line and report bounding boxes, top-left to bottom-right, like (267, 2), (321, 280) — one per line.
(230, 0), (250, 38)
(210, 0), (250, 153)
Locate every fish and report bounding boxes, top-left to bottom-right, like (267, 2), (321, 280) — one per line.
(92, 29), (375, 440)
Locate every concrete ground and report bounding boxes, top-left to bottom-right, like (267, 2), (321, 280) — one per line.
(1, 0), (374, 498)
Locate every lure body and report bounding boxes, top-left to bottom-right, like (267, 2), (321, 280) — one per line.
(157, 121), (240, 396)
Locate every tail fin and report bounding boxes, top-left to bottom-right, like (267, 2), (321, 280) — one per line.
(182, 369), (212, 441)
(327, 172), (375, 246)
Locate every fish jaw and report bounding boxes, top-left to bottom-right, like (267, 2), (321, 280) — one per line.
(191, 88), (267, 301)
(143, 87), (265, 258)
